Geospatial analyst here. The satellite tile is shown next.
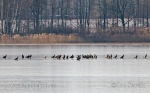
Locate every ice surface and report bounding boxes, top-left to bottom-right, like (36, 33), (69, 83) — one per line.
(0, 44), (150, 93)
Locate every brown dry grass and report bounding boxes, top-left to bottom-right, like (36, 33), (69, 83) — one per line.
(1, 27), (150, 44)
(87, 27), (150, 42)
(0, 33), (83, 44)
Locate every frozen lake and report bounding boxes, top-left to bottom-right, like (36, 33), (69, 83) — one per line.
(0, 44), (150, 93)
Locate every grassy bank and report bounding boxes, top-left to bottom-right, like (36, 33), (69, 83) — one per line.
(1, 27), (150, 44)
(0, 33), (83, 44)
(84, 27), (150, 43)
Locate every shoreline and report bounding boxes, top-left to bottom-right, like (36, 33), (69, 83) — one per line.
(0, 42), (150, 46)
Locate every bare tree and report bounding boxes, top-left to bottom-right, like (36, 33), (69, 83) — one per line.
(112, 0), (134, 32)
(50, 0), (56, 33)
(30, 0), (47, 34)
(145, 0), (149, 27)
(0, 0), (3, 34)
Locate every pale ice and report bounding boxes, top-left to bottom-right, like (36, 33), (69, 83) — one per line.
(0, 44), (150, 93)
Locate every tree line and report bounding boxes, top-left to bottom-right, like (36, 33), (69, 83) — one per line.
(0, 0), (149, 35)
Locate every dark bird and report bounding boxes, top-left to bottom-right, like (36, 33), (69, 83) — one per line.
(3, 55), (7, 59)
(144, 54), (147, 59)
(94, 54), (97, 59)
(14, 57), (18, 61)
(63, 55), (65, 60)
(22, 54), (24, 59)
(66, 55), (69, 59)
(120, 55), (124, 59)
(106, 54), (112, 59)
(70, 55), (74, 58)
(44, 56), (47, 59)
(76, 55), (81, 61)
(29, 55), (32, 59)
(134, 55), (138, 59)
(110, 54), (112, 59)
(55, 55), (61, 59)
(26, 55), (30, 58)
(51, 55), (55, 58)
(106, 54), (109, 58)
(26, 55), (32, 59)
(114, 54), (117, 59)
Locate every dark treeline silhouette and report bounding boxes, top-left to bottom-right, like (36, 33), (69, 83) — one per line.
(0, 0), (149, 39)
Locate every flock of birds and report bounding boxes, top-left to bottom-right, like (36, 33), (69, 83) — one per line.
(1, 54), (148, 61)
(1, 54), (97, 61)
(51, 54), (97, 60)
(2, 54), (32, 61)
(105, 54), (148, 59)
